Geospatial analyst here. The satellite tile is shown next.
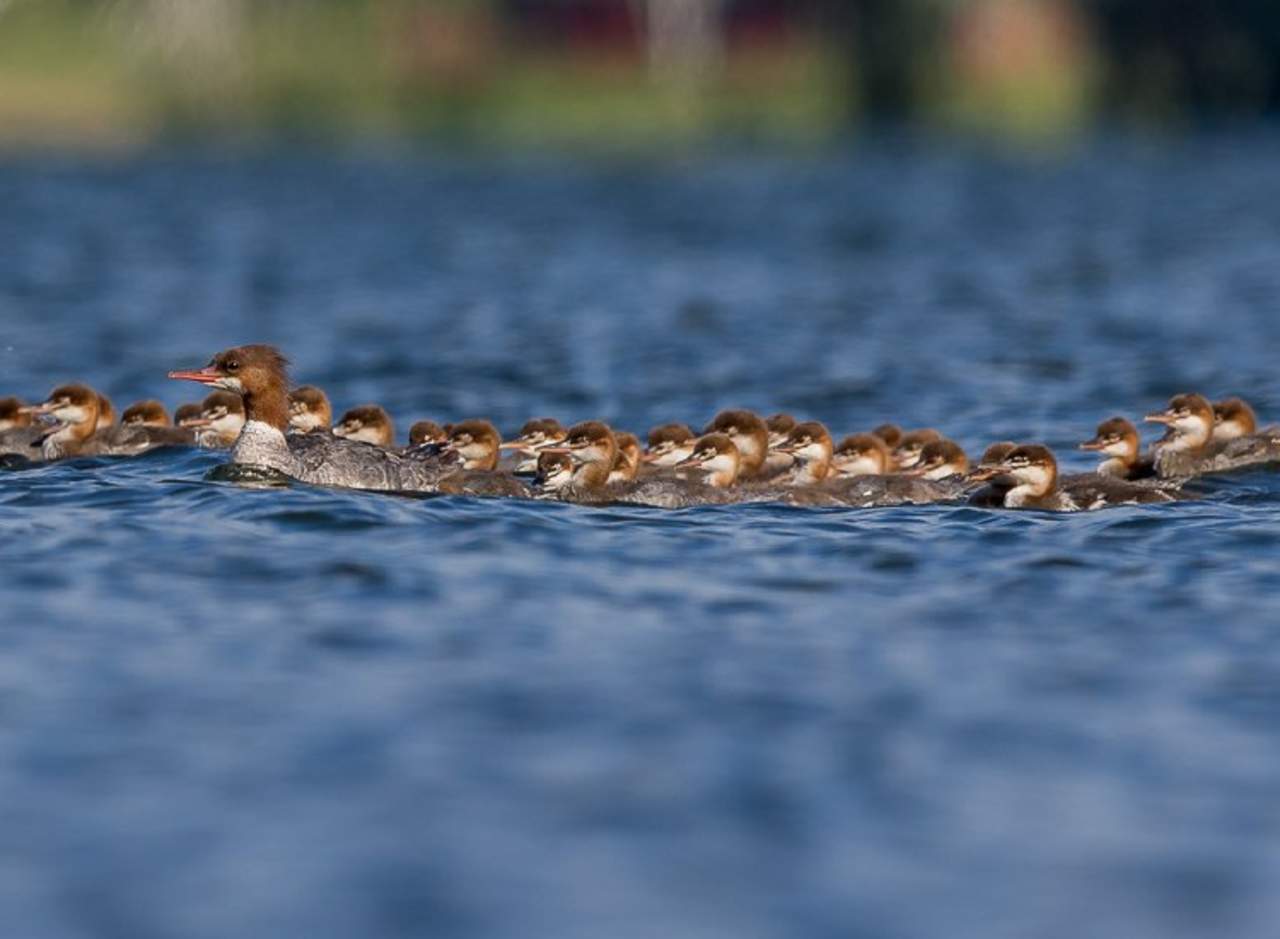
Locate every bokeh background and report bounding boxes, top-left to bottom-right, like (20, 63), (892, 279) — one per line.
(5, 5), (1280, 939)
(2, 0), (1279, 150)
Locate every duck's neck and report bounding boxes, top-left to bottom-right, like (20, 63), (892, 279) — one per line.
(575, 459), (612, 490)
(242, 383), (290, 436)
(786, 455), (830, 486)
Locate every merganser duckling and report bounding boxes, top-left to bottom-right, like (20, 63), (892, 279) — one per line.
(434, 420), (531, 498)
(531, 421), (619, 502)
(96, 393), (117, 430)
(1212, 398), (1257, 442)
(764, 413), (797, 475)
(978, 441), (1017, 468)
(612, 433), (749, 507)
(642, 423), (696, 469)
(970, 444), (1178, 511)
(288, 385), (332, 434)
(0, 397), (41, 457)
(174, 402), (203, 427)
(675, 433), (740, 488)
(499, 418), (566, 473)
(704, 410), (769, 478)
(1078, 417), (1157, 480)
(186, 391), (246, 449)
(170, 345), (458, 491)
(121, 400), (171, 428)
(830, 433), (890, 477)
(906, 439), (969, 480)
(608, 432), (641, 484)
(772, 421), (833, 485)
(872, 424), (903, 449)
(334, 405), (396, 448)
(408, 420), (447, 447)
(891, 428), (942, 471)
(31, 384), (109, 459)
(796, 433), (961, 507)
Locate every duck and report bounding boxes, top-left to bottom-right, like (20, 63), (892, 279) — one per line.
(287, 385), (333, 435)
(0, 397), (41, 457)
(611, 433), (749, 507)
(608, 432), (642, 484)
(830, 433), (891, 477)
(890, 428), (942, 471)
(969, 444), (1180, 511)
(1212, 397), (1258, 442)
(333, 405), (396, 448)
(906, 439), (969, 481)
(170, 345), (459, 491)
(121, 400), (172, 428)
(1079, 417), (1158, 480)
(186, 391), (246, 449)
(871, 423), (903, 449)
(408, 420), (447, 448)
(499, 418), (566, 473)
(770, 421), (834, 486)
(642, 423), (696, 469)
(703, 410), (770, 479)
(434, 420), (531, 498)
(763, 413), (798, 475)
(33, 384), (192, 459)
(174, 402), (204, 427)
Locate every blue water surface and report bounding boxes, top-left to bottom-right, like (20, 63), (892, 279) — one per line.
(2, 136), (1280, 938)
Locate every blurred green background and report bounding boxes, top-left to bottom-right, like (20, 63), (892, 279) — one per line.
(1, 0), (1277, 150)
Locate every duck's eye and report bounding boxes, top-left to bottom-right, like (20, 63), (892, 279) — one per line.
(225, 360), (240, 372)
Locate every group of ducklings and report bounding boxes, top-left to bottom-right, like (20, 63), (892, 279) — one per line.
(2, 380), (1276, 512)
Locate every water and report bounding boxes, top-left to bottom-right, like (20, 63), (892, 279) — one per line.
(3, 136), (1280, 938)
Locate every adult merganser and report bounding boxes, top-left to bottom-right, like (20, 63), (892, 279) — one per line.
(830, 433), (891, 477)
(288, 385), (333, 434)
(121, 400), (171, 428)
(608, 432), (641, 484)
(703, 410), (769, 478)
(970, 444), (1179, 511)
(334, 405), (396, 448)
(186, 391), (246, 449)
(642, 423), (696, 469)
(170, 345), (458, 491)
(434, 419), (531, 498)
(408, 420), (447, 447)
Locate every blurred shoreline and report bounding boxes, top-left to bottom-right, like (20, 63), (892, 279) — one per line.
(1, 0), (1277, 153)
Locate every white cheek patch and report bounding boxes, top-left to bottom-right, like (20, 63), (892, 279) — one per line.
(1014, 465), (1051, 492)
(1174, 415), (1208, 436)
(834, 455), (880, 477)
(796, 442), (827, 462)
(216, 377), (244, 393)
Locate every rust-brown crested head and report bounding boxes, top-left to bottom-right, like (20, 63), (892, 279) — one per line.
(174, 402), (204, 426)
(446, 419), (502, 470)
(121, 399), (171, 428)
(646, 422), (694, 449)
(533, 449), (575, 491)
(409, 420), (447, 446)
(288, 385), (332, 430)
(871, 423), (903, 448)
(1213, 397), (1257, 436)
(978, 440), (1018, 466)
(913, 439), (969, 476)
(0, 396), (32, 429)
(766, 413), (796, 436)
(892, 427), (942, 466)
(1079, 417), (1138, 453)
(334, 405), (396, 447)
(705, 409), (767, 438)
